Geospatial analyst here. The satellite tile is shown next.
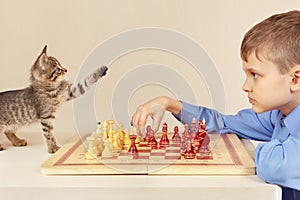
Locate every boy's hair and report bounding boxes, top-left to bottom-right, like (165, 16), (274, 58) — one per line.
(241, 10), (300, 72)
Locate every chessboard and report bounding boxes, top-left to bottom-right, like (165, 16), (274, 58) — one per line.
(41, 133), (255, 175)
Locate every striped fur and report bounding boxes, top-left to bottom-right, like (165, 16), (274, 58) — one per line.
(0, 46), (108, 153)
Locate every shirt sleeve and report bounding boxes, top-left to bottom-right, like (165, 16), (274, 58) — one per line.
(173, 101), (273, 141)
(256, 133), (300, 190)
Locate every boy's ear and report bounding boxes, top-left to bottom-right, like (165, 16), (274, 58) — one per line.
(290, 65), (300, 92)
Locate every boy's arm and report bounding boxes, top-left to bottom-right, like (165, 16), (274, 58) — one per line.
(255, 107), (300, 190)
(256, 134), (300, 190)
(173, 101), (274, 141)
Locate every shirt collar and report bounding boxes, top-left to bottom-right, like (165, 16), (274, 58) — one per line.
(283, 104), (300, 136)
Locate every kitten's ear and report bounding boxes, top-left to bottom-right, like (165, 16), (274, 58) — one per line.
(42, 45), (47, 55)
(35, 45), (48, 68)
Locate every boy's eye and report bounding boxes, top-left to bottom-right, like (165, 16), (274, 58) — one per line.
(251, 72), (259, 78)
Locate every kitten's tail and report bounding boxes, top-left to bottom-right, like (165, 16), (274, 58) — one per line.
(68, 65), (108, 100)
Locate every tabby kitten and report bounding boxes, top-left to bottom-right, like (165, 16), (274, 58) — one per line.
(0, 45), (108, 153)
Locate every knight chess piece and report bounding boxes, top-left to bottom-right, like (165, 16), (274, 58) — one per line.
(183, 140), (196, 159)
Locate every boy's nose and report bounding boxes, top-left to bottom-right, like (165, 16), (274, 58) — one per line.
(242, 79), (252, 92)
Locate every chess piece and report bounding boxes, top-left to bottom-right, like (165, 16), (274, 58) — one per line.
(191, 119), (200, 151)
(118, 123), (125, 148)
(108, 120), (115, 143)
(102, 121), (108, 138)
(130, 126), (140, 143)
(183, 140), (196, 159)
(112, 133), (121, 153)
(128, 135), (138, 154)
(144, 125), (152, 142)
(181, 123), (190, 152)
(147, 129), (158, 148)
(198, 119), (211, 154)
(101, 136), (114, 158)
(124, 128), (131, 146)
(159, 122), (169, 147)
(85, 135), (98, 159)
(172, 126), (181, 142)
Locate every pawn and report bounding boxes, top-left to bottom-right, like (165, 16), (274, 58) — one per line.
(144, 125), (152, 142)
(85, 136), (98, 159)
(101, 137), (114, 158)
(118, 124), (125, 148)
(172, 126), (181, 142)
(124, 128), (131, 146)
(112, 133), (121, 153)
(183, 141), (196, 159)
(128, 135), (138, 154)
(159, 122), (170, 147)
(147, 129), (158, 148)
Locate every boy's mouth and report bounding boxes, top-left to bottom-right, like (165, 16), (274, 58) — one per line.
(248, 97), (256, 104)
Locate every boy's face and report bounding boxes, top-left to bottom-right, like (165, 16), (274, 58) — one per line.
(242, 52), (295, 115)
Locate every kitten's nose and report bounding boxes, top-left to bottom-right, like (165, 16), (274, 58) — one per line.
(62, 68), (67, 73)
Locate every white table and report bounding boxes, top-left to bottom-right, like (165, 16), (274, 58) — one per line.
(0, 132), (281, 200)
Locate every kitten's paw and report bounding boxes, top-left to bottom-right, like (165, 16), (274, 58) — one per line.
(98, 65), (108, 77)
(13, 139), (27, 147)
(48, 145), (60, 154)
(0, 144), (4, 151)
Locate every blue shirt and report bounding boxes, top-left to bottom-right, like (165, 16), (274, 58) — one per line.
(174, 101), (300, 197)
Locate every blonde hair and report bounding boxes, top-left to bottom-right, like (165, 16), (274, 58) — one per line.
(241, 10), (300, 72)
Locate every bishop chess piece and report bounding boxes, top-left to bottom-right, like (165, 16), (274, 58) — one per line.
(159, 122), (170, 147)
(128, 135), (138, 154)
(181, 123), (190, 152)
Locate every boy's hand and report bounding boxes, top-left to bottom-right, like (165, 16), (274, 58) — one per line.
(132, 103), (165, 138)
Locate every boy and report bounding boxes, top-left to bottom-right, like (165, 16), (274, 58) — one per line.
(132, 10), (300, 200)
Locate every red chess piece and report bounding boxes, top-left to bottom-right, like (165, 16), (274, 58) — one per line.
(198, 120), (211, 153)
(159, 122), (169, 147)
(181, 123), (190, 152)
(172, 126), (181, 142)
(183, 141), (196, 159)
(128, 135), (138, 154)
(144, 125), (152, 142)
(182, 123), (190, 139)
(147, 129), (158, 148)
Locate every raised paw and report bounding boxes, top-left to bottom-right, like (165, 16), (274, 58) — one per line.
(98, 65), (108, 77)
(48, 145), (60, 154)
(12, 138), (27, 147)
(0, 144), (4, 151)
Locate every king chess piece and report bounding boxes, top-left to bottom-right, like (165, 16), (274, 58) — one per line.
(128, 135), (138, 154)
(159, 122), (169, 147)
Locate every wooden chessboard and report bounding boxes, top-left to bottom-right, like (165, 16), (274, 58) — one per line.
(41, 133), (255, 175)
